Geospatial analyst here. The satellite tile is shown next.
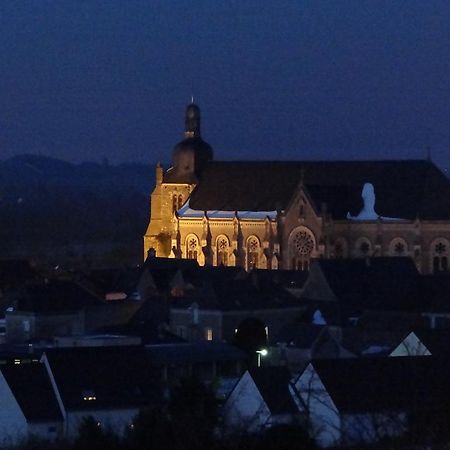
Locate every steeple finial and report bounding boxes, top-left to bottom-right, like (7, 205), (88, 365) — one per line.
(191, 95), (194, 104)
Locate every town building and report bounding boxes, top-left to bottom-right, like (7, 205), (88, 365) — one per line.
(144, 103), (450, 274)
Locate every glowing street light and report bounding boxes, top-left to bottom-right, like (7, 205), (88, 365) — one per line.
(256, 348), (268, 367)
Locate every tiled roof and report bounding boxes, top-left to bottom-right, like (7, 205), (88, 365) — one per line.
(188, 160), (450, 220)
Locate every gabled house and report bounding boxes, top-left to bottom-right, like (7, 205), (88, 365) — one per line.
(0, 362), (63, 445)
(5, 279), (102, 342)
(293, 357), (450, 448)
(222, 366), (301, 433)
(41, 346), (162, 438)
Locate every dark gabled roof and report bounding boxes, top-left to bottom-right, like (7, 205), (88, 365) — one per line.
(145, 342), (247, 365)
(339, 327), (407, 356)
(271, 323), (326, 347)
(0, 260), (38, 288)
(43, 346), (161, 411)
(248, 366), (298, 415)
(80, 267), (142, 298)
(412, 329), (450, 357)
(1, 362), (62, 422)
(143, 256), (199, 272)
(415, 274), (450, 313)
(11, 279), (102, 313)
(188, 160), (450, 220)
(304, 357), (450, 414)
(314, 258), (421, 316)
(171, 277), (302, 311)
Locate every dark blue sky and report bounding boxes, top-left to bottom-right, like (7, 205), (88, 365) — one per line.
(1, 0), (450, 169)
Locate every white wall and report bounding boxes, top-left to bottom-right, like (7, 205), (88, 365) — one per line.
(222, 371), (271, 433)
(390, 332), (431, 357)
(28, 422), (63, 442)
(341, 412), (407, 446)
(294, 364), (341, 448)
(0, 371), (28, 446)
(66, 408), (139, 439)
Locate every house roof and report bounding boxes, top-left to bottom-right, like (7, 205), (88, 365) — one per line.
(408, 329), (450, 357)
(10, 279), (102, 313)
(248, 366), (299, 415)
(43, 346), (161, 411)
(0, 260), (38, 288)
(1, 362), (62, 422)
(271, 323), (326, 347)
(79, 267), (142, 298)
(304, 357), (450, 414)
(313, 258), (422, 317)
(145, 342), (247, 365)
(188, 160), (450, 220)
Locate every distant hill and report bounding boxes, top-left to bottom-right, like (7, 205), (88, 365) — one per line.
(0, 155), (155, 268)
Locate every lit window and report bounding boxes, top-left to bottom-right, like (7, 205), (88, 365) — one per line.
(205, 328), (213, 341)
(82, 389), (97, 401)
(247, 236), (260, 270)
(217, 237), (229, 266)
(186, 235), (199, 260)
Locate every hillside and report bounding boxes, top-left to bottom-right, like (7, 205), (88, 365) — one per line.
(0, 155), (155, 267)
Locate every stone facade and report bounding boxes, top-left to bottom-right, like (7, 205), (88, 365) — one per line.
(144, 104), (450, 274)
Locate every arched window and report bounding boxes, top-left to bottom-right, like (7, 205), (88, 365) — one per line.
(178, 194), (183, 209)
(354, 237), (372, 258)
(289, 227), (315, 270)
(333, 238), (348, 259)
(388, 238), (408, 256)
(431, 239), (450, 273)
(246, 236), (260, 270)
(186, 234), (199, 260)
(216, 236), (229, 266)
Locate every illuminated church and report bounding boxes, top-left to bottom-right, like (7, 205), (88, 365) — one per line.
(144, 103), (450, 274)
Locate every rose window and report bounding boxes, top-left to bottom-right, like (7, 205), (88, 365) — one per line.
(188, 238), (198, 250)
(435, 242), (447, 255)
(394, 242), (405, 255)
(293, 231), (314, 255)
(218, 238), (228, 250)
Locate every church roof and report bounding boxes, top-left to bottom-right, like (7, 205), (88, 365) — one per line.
(188, 160), (450, 220)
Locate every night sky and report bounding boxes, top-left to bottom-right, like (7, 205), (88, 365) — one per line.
(1, 1), (450, 170)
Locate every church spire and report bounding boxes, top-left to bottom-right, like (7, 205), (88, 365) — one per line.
(184, 102), (201, 138)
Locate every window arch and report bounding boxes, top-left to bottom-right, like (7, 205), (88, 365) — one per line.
(388, 237), (408, 257)
(185, 234), (199, 260)
(288, 226), (316, 270)
(246, 236), (260, 271)
(333, 238), (348, 259)
(354, 237), (372, 258)
(178, 194), (183, 210)
(216, 235), (230, 266)
(430, 238), (450, 273)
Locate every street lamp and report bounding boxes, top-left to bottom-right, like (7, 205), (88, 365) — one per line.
(256, 348), (268, 367)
